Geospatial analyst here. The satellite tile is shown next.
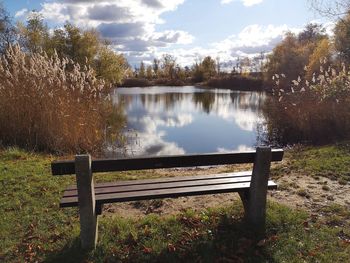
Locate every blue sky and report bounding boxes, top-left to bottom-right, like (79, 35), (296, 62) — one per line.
(3, 0), (331, 67)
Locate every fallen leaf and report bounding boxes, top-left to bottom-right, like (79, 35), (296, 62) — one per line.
(143, 246), (152, 254)
(168, 243), (176, 252)
(269, 235), (279, 242)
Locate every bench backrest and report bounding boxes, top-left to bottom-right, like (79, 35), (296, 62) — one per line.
(51, 149), (284, 175)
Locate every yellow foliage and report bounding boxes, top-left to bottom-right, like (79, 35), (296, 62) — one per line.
(306, 38), (331, 79)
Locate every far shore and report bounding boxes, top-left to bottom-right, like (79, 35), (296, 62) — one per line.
(120, 74), (265, 91)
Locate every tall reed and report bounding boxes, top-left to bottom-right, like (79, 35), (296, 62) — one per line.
(0, 45), (123, 154)
(264, 62), (350, 145)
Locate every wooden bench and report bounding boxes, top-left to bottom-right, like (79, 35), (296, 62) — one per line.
(51, 147), (283, 250)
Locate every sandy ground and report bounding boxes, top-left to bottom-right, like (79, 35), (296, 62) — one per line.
(101, 165), (350, 219)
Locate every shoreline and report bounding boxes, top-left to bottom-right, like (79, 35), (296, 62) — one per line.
(120, 74), (265, 91)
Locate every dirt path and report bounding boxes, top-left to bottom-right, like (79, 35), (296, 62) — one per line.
(271, 172), (350, 214)
(102, 165), (350, 219)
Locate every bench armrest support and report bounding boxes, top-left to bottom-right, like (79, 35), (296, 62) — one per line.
(243, 146), (272, 236)
(75, 154), (98, 250)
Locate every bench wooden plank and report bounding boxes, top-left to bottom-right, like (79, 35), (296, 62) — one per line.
(63, 175), (254, 197)
(52, 149), (284, 175)
(65, 171), (252, 190)
(60, 180), (277, 207)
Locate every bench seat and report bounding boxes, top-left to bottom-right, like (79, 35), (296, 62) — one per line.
(60, 171), (277, 209)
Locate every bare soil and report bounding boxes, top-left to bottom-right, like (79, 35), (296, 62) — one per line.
(102, 164), (350, 219)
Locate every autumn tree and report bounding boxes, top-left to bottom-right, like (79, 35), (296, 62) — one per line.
(306, 38), (331, 78)
(95, 46), (128, 84)
(152, 58), (160, 78)
(298, 23), (326, 44)
(264, 24), (328, 86)
(47, 28), (67, 57)
(240, 57), (251, 73)
(174, 65), (186, 81)
(18, 11), (49, 53)
(146, 65), (153, 79)
(61, 23), (100, 66)
(216, 56), (221, 75)
(192, 61), (203, 82)
(20, 19), (128, 84)
(139, 61), (146, 78)
(251, 52), (266, 72)
(334, 12), (350, 63)
(201, 56), (217, 80)
(161, 54), (176, 79)
(264, 33), (305, 85)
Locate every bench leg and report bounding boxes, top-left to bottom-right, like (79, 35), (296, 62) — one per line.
(96, 204), (103, 215)
(238, 190), (249, 215)
(75, 154), (98, 250)
(240, 147), (272, 237)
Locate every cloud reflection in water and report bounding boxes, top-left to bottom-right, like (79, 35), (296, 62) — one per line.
(112, 86), (266, 157)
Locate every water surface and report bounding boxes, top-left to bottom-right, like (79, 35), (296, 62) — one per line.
(112, 86), (266, 157)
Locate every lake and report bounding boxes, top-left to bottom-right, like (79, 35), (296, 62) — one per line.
(112, 86), (267, 157)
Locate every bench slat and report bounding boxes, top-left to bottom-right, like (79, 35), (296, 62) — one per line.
(63, 175), (253, 197)
(52, 149), (284, 175)
(65, 171), (252, 190)
(60, 180), (277, 207)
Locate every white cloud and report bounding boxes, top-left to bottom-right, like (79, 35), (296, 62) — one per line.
(242, 0), (263, 6)
(152, 30), (194, 45)
(147, 24), (302, 68)
(214, 24), (300, 54)
(217, 145), (254, 153)
(112, 87), (265, 156)
(40, 3), (70, 23)
(40, 0), (185, 25)
(15, 8), (28, 18)
(32, 1), (304, 68)
(116, 112), (190, 156)
(37, 0), (192, 57)
(221, 0), (263, 7)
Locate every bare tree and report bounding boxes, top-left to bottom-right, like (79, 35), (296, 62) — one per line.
(309, 0), (350, 18)
(0, 2), (16, 54)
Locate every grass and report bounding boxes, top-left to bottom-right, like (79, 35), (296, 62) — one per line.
(1, 147), (350, 262)
(271, 142), (350, 184)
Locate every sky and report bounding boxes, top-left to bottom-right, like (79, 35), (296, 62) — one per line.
(3, 0), (332, 67)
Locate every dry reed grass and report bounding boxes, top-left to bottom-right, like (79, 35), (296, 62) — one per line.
(0, 45), (123, 154)
(264, 62), (350, 144)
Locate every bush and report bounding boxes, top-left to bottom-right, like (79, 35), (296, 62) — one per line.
(121, 77), (186, 87)
(206, 75), (263, 90)
(0, 45), (124, 154)
(121, 78), (151, 87)
(264, 62), (350, 145)
(152, 78), (186, 86)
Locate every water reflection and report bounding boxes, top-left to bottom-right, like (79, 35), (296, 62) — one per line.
(112, 86), (266, 157)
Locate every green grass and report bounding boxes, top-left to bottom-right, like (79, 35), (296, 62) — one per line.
(271, 142), (350, 184)
(1, 147), (350, 262)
